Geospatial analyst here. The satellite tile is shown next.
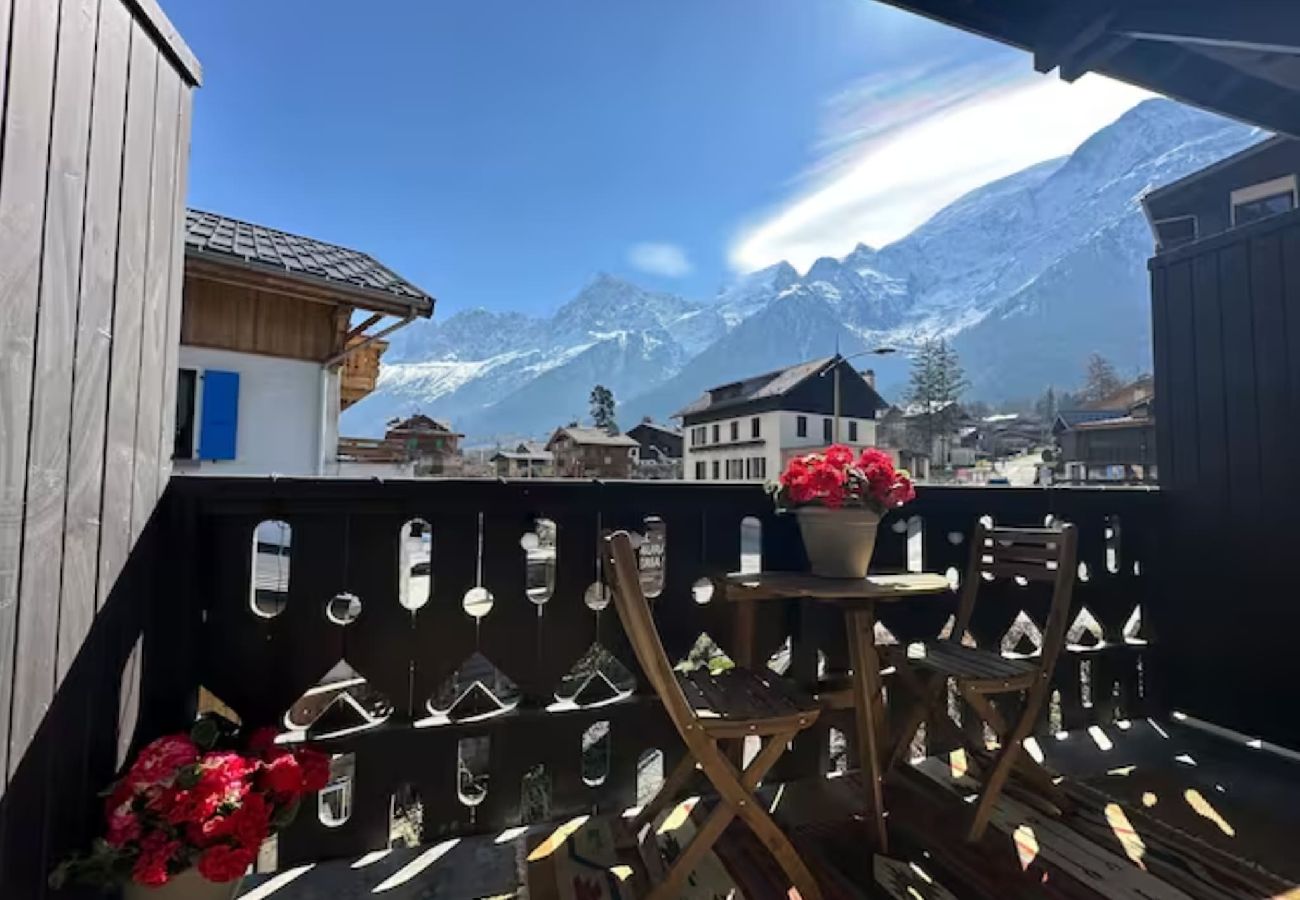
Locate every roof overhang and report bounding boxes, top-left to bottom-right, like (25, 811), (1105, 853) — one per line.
(186, 250), (435, 320)
(875, 0), (1300, 137)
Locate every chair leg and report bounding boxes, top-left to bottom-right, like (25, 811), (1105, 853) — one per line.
(633, 753), (699, 833)
(652, 734), (823, 900)
(958, 683), (1071, 814)
(887, 666), (945, 772)
(965, 685), (1051, 842)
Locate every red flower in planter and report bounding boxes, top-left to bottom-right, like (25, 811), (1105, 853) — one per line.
(52, 715), (333, 891)
(198, 843), (257, 883)
(774, 444), (915, 516)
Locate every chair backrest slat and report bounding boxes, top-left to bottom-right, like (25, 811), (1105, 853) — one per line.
(955, 522), (1078, 676)
(603, 531), (699, 734)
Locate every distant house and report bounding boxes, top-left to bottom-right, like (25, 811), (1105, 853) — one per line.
(978, 413), (1044, 458)
(1053, 393), (1157, 484)
(174, 210), (433, 475)
(385, 415), (464, 475)
(626, 419), (683, 478)
(676, 356), (887, 483)
(334, 437), (415, 478)
(878, 401), (978, 469)
(491, 442), (554, 478)
(627, 419), (683, 459)
(546, 427), (641, 478)
(1143, 136), (1300, 251)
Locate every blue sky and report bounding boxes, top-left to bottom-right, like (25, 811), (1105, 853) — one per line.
(162, 1), (1146, 317)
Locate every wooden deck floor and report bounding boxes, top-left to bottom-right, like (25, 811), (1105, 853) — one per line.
(234, 719), (1300, 899)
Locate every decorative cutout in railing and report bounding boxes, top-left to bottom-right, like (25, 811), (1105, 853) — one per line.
(176, 479), (1159, 865)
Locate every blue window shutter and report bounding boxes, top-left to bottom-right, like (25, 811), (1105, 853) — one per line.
(198, 370), (239, 460)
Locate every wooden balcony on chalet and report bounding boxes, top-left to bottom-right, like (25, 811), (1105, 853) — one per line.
(340, 337), (388, 410)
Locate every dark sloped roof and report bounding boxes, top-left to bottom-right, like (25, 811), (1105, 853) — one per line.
(185, 209), (433, 311)
(1055, 409), (1127, 430)
(674, 357), (835, 418)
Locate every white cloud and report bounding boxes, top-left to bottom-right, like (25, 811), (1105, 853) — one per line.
(627, 242), (693, 278)
(729, 57), (1151, 273)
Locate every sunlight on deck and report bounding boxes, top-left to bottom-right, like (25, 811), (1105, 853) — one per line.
(1013, 823), (1039, 871)
(373, 839), (459, 892)
(1104, 803), (1147, 870)
(1088, 725), (1115, 751)
(526, 816), (590, 861)
(350, 850), (390, 869)
(657, 797), (700, 834)
(1184, 789), (1236, 837)
(948, 748), (968, 780)
(238, 865), (313, 899)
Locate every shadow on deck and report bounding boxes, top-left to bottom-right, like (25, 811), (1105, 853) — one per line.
(234, 717), (1298, 899)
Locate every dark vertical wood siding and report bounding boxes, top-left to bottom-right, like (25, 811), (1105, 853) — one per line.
(0, 0), (197, 893)
(1149, 207), (1300, 748)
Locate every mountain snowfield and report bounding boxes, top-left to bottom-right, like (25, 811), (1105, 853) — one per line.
(344, 99), (1265, 443)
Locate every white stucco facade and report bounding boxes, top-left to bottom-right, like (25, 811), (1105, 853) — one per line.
(682, 410), (878, 483)
(176, 345), (340, 476)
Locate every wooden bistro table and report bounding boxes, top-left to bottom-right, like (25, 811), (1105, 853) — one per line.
(724, 570), (953, 853)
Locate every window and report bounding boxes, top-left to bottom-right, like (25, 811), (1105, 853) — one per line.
(730, 421), (739, 441)
(712, 423), (720, 443)
(1231, 175), (1297, 226)
(848, 420), (858, 442)
(823, 418), (833, 443)
(726, 459), (744, 479)
(695, 461), (706, 480)
(1152, 215), (1197, 250)
(712, 460), (720, 480)
(173, 368), (197, 459)
(796, 415), (807, 437)
(750, 457), (766, 480)
(751, 417), (760, 438)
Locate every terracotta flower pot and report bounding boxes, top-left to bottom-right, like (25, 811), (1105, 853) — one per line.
(794, 506), (880, 578)
(123, 868), (243, 900)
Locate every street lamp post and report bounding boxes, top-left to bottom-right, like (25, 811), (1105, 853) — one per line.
(825, 347), (897, 443)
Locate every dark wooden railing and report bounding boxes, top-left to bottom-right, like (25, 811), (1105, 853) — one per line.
(161, 478), (1161, 866)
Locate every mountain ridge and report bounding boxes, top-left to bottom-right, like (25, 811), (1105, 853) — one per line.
(345, 98), (1265, 443)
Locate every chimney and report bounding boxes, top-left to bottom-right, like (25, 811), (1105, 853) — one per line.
(861, 368), (876, 389)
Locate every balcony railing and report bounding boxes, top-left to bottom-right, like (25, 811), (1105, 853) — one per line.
(157, 477), (1160, 867)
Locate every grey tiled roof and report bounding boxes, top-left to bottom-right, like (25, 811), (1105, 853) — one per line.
(185, 209), (432, 309)
(548, 427), (641, 448)
(674, 357), (835, 418)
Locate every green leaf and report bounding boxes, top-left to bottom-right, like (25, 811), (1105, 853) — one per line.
(175, 763), (203, 789)
(191, 717), (221, 750)
(270, 796), (302, 831)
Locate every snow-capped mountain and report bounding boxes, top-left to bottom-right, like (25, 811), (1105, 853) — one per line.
(343, 99), (1265, 443)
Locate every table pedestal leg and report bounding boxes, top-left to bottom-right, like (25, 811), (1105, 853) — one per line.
(845, 605), (888, 853)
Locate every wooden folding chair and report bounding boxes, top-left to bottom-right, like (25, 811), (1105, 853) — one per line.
(603, 531), (825, 900)
(884, 522), (1078, 842)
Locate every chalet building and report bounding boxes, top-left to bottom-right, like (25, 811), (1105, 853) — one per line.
(1143, 136), (1300, 251)
(333, 437), (415, 478)
(383, 415), (464, 475)
(546, 427), (640, 478)
(1054, 398), (1157, 484)
(677, 357), (887, 483)
(491, 442), (554, 478)
(877, 402), (978, 470)
(175, 210), (433, 475)
(626, 418), (683, 459)
(627, 418), (684, 478)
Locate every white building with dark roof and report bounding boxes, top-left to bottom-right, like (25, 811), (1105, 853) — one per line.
(676, 356), (887, 483)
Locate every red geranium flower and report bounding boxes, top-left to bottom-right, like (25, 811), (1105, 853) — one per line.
(197, 844), (256, 883)
(775, 444), (915, 515)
